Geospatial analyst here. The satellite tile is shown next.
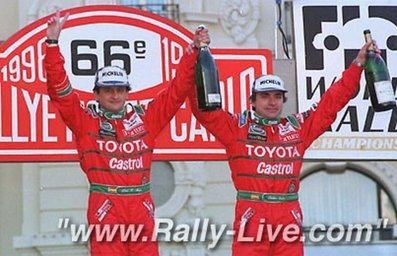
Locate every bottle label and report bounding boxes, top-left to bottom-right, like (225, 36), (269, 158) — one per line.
(374, 80), (395, 104)
(208, 93), (221, 103)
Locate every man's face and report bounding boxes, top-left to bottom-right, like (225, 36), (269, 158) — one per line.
(252, 91), (284, 119)
(95, 87), (129, 112)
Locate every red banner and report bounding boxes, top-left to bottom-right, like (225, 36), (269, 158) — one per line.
(0, 5), (272, 162)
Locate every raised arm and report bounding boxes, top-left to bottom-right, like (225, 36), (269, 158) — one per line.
(187, 84), (238, 147)
(143, 28), (210, 137)
(300, 42), (373, 148)
(45, 11), (85, 136)
(46, 10), (69, 43)
(185, 29), (238, 147)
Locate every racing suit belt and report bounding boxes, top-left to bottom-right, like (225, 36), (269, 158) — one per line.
(237, 190), (298, 202)
(90, 183), (150, 195)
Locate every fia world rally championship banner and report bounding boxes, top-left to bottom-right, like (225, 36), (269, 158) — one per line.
(0, 5), (272, 162)
(294, 0), (397, 160)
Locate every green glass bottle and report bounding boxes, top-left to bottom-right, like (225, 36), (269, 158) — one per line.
(364, 29), (396, 112)
(194, 25), (222, 111)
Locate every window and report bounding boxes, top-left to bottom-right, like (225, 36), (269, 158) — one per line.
(300, 168), (396, 242)
(122, 0), (165, 4)
(120, 0), (179, 23)
(150, 161), (175, 206)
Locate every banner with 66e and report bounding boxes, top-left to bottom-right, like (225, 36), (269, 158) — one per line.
(0, 5), (272, 162)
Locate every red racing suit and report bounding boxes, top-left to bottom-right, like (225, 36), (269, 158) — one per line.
(188, 64), (362, 256)
(45, 45), (197, 256)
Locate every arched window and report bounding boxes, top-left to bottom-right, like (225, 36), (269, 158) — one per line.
(300, 167), (396, 242)
(150, 161), (175, 206)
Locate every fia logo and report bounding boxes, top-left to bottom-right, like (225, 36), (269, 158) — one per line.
(301, 4), (397, 71)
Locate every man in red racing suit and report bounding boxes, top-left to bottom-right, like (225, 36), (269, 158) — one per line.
(44, 11), (209, 255)
(188, 42), (372, 255)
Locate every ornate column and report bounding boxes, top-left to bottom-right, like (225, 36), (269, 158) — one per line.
(14, 163), (88, 256)
(156, 161), (208, 256)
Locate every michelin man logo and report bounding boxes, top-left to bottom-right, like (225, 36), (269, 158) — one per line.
(302, 5), (397, 71)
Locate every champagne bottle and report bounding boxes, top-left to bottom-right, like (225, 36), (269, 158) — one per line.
(195, 25), (222, 111)
(364, 29), (396, 112)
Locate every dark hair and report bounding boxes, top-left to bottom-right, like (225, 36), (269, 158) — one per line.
(93, 85), (132, 93)
(249, 92), (288, 111)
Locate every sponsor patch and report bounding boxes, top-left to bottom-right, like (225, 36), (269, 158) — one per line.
(291, 209), (302, 227)
(288, 180), (296, 193)
(247, 134), (267, 141)
(122, 113), (145, 136)
(246, 144), (301, 159)
(278, 121), (300, 142)
(248, 124), (266, 136)
(278, 122), (296, 136)
(240, 207), (255, 227)
(100, 121), (114, 132)
(99, 129), (116, 138)
(95, 199), (113, 222)
(99, 121), (116, 137)
(141, 175), (148, 184)
(123, 113), (143, 131)
(264, 119), (279, 125)
(279, 134), (300, 142)
(143, 200), (155, 218)
(109, 156), (144, 171)
(239, 112), (248, 127)
(256, 162), (294, 175)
